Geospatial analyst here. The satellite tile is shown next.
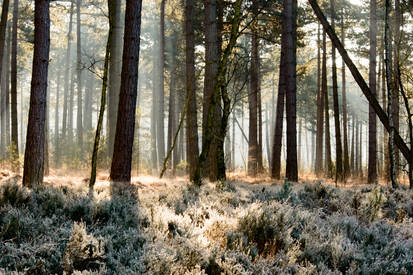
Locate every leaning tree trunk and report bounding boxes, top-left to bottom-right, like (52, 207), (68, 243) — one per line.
(185, 0), (199, 181)
(368, 0), (377, 184)
(23, 0), (50, 187)
(109, 0), (142, 183)
(89, 6), (112, 189)
(10, 0), (19, 170)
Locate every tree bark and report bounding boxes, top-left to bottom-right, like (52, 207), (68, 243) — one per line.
(107, 0), (122, 158)
(0, 0), (9, 157)
(341, 11), (350, 180)
(271, 10), (287, 180)
(323, 29), (332, 177)
(90, 17), (111, 189)
(315, 23), (324, 176)
(10, 0), (18, 170)
(167, 34), (178, 174)
(368, 0), (377, 184)
(156, 0), (166, 169)
(203, 0), (220, 181)
(62, 1), (74, 145)
(76, 0), (83, 155)
(185, 0), (199, 181)
(54, 68), (60, 167)
(385, 0), (398, 188)
(330, 0), (343, 182)
(23, 0), (50, 187)
(109, 0), (142, 183)
(285, 0), (298, 182)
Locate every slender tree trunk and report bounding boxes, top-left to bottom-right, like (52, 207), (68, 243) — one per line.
(232, 112), (235, 170)
(151, 51), (158, 172)
(382, 53), (389, 180)
(185, 0), (199, 180)
(1, 25), (10, 158)
(90, 17), (111, 189)
(109, 0), (142, 183)
(107, 0), (122, 158)
(44, 83), (49, 176)
(62, 1), (74, 145)
(10, 0), (19, 170)
(156, 0), (166, 169)
(167, 35), (178, 174)
(330, 0), (343, 182)
(271, 16), (287, 180)
(341, 11), (349, 180)
(248, 31), (258, 176)
(23, 0), (50, 187)
(359, 122), (363, 177)
(322, 29), (332, 177)
(351, 115), (355, 175)
(250, 5), (262, 172)
(368, 0), (377, 184)
(285, 0), (298, 182)
(265, 104), (271, 169)
(55, 68), (60, 167)
(0, 0), (9, 158)
(393, 0), (400, 176)
(385, 0), (398, 188)
(76, 0), (83, 154)
(355, 117), (359, 177)
(315, 23), (324, 176)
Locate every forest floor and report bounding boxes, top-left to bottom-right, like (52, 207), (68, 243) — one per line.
(0, 169), (412, 274)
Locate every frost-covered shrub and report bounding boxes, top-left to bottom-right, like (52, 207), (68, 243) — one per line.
(63, 222), (105, 273)
(0, 182), (31, 207)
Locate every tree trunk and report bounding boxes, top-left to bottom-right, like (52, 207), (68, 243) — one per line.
(359, 122), (363, 177)
(156, 0), (166, 169)
(341, 11), (350, 180)
(44, 83), (49, 176)
(54, 68), (60, 167)
(285, 0), (298, 182)
(250, 3), (262, 172)
(167, 35), (178, 175)
(76, 0), (83, 154)
(248, 31), (258, 176)
(330, 0), (343, 182)
(355, 117), (359, 177)
(271, 15), (287, 180)
(193, 0), (242, 185)
(10, 0), (18, 170)
(368, 0), (377, 184)
(109, 0), (142, 183)
(185, 0), (199, 180)
(22, 0), (50, 187)
(393, 0), (400, 176)
(151, 52), (158, 172)
(322, 29), (332, 177)
(315, 23), (324, 176)
(107, 0), (122, 158)
(385, 0), (398, 188)
(62, 1), (74, 145)
(350, 115), (355, 175)
(0, 0), (9, 157)
(203, 0), (220, 181)
(90, 17), (111, 189)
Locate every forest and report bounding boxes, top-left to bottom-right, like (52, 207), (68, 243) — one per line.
(0, 0), (413, 273)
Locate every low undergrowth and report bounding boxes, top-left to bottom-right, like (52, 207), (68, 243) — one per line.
(0, 178), (412, 274)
